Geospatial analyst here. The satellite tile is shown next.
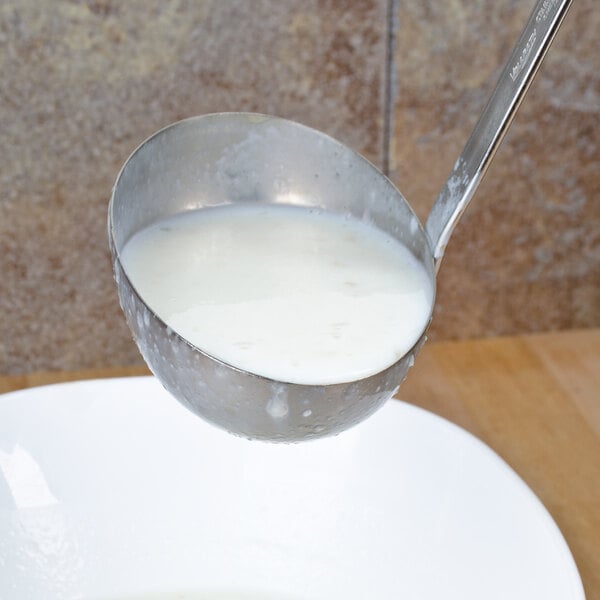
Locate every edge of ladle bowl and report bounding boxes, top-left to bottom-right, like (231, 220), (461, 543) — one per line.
(108, 112), (436, 441)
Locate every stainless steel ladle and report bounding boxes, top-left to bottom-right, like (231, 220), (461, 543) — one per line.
(109, 0), (571, 441)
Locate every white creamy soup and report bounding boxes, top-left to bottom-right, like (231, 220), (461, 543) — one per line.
(120, 204), (433, 385)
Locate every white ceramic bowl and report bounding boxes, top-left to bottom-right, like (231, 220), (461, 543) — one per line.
(0, 378), (584, 599)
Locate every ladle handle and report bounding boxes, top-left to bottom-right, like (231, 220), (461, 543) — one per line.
(425, 0), (573, 271)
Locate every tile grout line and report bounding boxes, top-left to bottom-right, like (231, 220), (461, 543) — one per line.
(382, 0), (399, 176)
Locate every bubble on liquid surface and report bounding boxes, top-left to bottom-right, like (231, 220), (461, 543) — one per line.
(302, 409), (312, 418)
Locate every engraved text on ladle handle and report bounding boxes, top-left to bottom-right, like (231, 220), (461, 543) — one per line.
(425, 0), (573, 272)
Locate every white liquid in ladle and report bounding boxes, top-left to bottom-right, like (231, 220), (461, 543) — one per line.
(120, 204), (433, 385)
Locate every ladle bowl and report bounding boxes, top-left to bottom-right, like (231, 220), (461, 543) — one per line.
(109, 114), (433, 441)
(108, 0), (571, 441)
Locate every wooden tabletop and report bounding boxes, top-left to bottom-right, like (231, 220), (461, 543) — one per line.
(1, 329), (599, 599)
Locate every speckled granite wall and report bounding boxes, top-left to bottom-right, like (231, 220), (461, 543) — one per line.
(0, 0), (597, 374)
